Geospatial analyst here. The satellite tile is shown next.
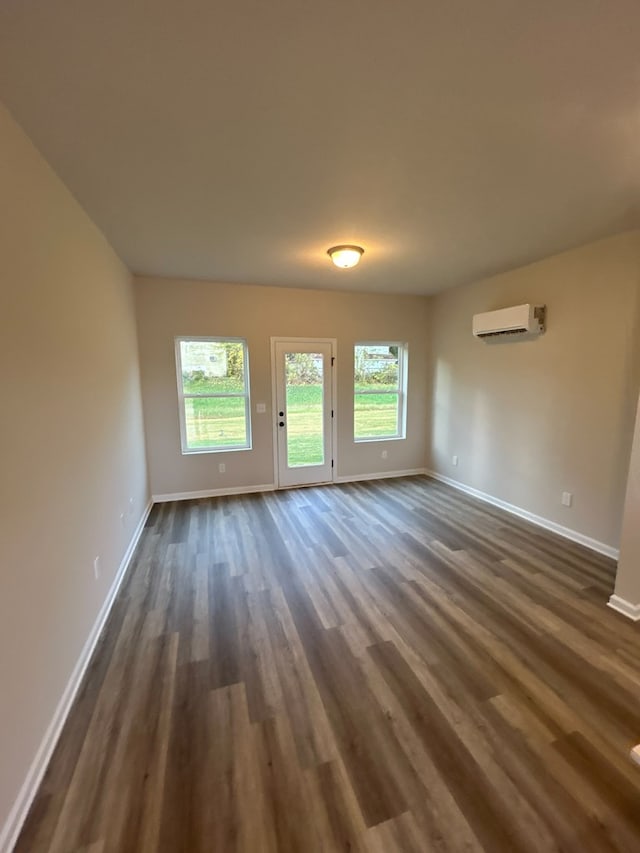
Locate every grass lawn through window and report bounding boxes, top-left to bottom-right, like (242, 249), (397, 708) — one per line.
(185, 385), (398, 461)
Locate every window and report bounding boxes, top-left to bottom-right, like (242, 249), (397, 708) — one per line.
(354, 343), (407, 441)
(175, 337), (251, 453)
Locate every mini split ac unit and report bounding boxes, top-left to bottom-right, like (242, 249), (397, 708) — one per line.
(472, 304), (546, 339)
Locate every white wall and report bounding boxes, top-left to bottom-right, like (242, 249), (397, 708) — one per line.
(428, 232), (640, 551)
(134, 277), (430, 497)
(0, 103), (149, 844)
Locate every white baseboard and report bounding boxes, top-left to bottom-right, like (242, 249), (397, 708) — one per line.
(425, 469), (619, 560)
(153, 472), (429, 502)
(152, 483), (276, 502)
(334, 468), (428, 484)
(607, 595), (640, 621)
(0, 500), (153, 853)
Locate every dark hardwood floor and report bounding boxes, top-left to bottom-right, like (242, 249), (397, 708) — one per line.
(16, 476), (640, 852)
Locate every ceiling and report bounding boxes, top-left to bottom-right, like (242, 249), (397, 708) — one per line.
(1, 1), (639, 295)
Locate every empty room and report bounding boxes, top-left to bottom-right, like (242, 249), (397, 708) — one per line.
(2, 2), (640, 851)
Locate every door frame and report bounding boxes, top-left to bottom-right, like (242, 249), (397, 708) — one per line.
(270, 337), (338, 489)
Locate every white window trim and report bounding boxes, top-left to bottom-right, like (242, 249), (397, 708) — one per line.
(353, 341), (408, 442)
(175, 336), (252, 454)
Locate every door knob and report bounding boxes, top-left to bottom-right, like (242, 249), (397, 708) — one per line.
(279, 411), (284, 417)
(279, 421), (285, 427)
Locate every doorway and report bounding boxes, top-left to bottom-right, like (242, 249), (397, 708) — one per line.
(272, 338), (336, 488)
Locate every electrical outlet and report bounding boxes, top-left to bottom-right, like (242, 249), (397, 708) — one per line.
(562, 491), (573, 507)
(381, 450), (388, 460)
(452, 455), (458, 466)
(219, 462), (226, 473)
(93, 556), (100, 579)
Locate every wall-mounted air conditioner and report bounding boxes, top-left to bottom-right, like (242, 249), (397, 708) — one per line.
(472, 304), (546, 339)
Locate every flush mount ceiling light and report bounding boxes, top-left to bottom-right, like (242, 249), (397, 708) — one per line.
(327, 244), (364, 269)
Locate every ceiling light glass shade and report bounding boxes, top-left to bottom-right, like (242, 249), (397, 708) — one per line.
(327, 245), (364, 269)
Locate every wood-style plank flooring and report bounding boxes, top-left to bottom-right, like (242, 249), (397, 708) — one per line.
(16, 476), (640, 852)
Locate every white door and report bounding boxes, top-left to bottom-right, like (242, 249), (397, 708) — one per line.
(273, 339), (335, 488)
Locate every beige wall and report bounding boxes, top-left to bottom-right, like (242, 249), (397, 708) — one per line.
(614, 393), (640, 605)
(428, 232), (640, 550)
(134, 277), (430, 497)
(0, 104), (149, 838)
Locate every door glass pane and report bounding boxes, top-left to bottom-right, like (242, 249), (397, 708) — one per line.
(285, 352), (324, 467)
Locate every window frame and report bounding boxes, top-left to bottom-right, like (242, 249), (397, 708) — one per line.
(175, 335), (252, 455)
(353, 341), (408, 442)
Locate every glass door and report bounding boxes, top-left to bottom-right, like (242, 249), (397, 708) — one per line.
(273, 340), (334, 488)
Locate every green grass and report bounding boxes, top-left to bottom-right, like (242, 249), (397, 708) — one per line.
(354, 392), (399, 439)
(184, 384), (399, 458)
(185, 396), (247, 448)
(182, 375), (244, 394)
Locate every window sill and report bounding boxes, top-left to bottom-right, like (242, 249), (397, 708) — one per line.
(354, 436), (406, 444)
(181, 445), (252, 456)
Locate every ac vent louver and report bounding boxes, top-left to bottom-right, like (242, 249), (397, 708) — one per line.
(477, 328), (528, 339)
